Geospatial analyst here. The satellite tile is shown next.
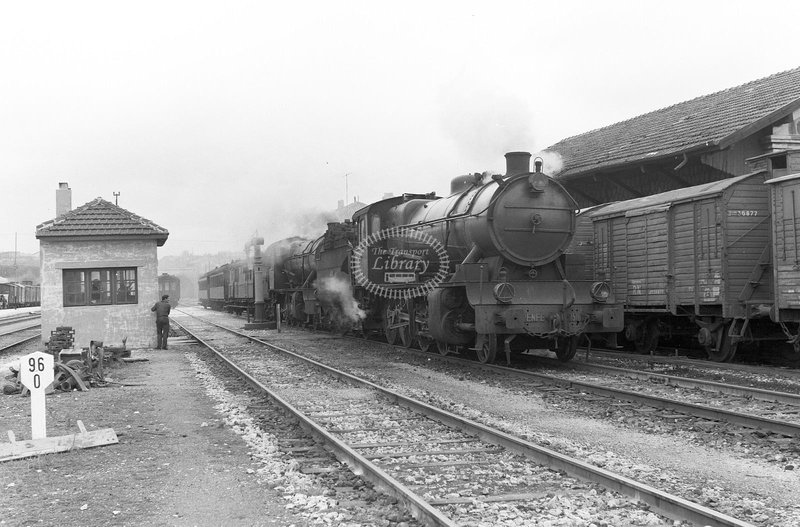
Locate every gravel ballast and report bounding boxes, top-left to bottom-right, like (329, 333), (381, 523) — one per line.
(1, 340), (307, 527)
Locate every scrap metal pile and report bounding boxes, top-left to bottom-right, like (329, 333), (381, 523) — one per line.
(2, 327), (129, 395)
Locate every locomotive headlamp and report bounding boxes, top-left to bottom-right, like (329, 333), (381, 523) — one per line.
(493, 268), (514, 303)
(493, 282), (515, 303)
(590, 281), (611, 303)
(528, 172), (549, 193)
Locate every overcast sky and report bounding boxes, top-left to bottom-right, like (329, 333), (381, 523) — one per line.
(2, 0), (799, 258)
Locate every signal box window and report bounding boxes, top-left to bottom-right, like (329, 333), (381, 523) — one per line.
(63, 267), (138, 307)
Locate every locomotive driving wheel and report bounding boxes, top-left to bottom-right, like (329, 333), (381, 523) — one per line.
(437, 340), (455, 356)
(397, 300), (415, 348)
(383, 301), (399, 345)
(418, 336), (433, 352)
(415, 304), (433, 352)
(555, 335), (580, 362)
(476, 333), (498, 364)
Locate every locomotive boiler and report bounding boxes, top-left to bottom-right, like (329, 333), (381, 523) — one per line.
(356, 151), (623, 362)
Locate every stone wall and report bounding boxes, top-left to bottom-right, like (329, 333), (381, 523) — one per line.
(39, 239), (161, 349)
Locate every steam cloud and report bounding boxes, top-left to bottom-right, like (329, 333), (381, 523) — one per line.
(316, 274), (366, 327)
(260, 202), (354, 249)
(534, 150), (565, 175)
(438, 81), (536, 163)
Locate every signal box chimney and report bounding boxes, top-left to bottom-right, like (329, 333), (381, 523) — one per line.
(56, 182), (72, 217)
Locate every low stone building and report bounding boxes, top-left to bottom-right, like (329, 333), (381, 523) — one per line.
(35, 185), (169, 350)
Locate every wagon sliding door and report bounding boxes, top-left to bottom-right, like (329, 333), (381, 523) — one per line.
(695, 201), (723, 312)
(625, 208), (668, 308)
(773, 180), (800, 321)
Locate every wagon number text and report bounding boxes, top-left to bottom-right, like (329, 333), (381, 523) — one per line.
(727, 210), (759, 217)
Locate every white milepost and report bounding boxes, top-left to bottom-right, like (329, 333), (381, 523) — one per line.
(19, 351), (55, 439)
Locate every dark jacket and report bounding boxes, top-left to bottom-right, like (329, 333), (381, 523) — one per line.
(151, 300), (171, 319)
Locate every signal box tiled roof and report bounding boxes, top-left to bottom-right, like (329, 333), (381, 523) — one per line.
(547, 66), (800, 179)
(36, 198), (169, 246)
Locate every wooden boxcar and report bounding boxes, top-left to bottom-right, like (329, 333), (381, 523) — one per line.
(22, 283), (41, 306)
(0, 282), (41, 308)
(580, 170), (773, 360)
(0, 282), (19, 308)
(766, 172), (800, 349)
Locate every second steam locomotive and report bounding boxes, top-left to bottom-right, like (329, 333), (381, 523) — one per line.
(199, 152), (623, 363)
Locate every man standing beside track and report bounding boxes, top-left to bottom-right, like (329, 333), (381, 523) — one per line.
(151, 294), (171, 350)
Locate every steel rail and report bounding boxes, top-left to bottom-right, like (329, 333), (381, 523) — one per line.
(541, 356), (800, 405)
(370, 339), (800, 437)
(466, 359), (800, 437)
(172, 318), (457, 527)
(175, 314), (753, 527)
(587, 347), (800, 377)
(0, 323), (41, 338)
(0, 313), (41, 327)
(0, 334), (40, 353)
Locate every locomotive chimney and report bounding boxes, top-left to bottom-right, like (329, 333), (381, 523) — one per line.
(505, 152), (531, 177)
(56, 182), (72, 217)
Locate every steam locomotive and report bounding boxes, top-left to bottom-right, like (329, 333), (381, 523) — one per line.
(199, 152), (623, 363)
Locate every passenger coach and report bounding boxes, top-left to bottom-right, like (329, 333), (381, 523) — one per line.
(157, 273), (181, 308)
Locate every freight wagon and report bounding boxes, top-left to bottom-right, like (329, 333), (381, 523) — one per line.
(0, 282), (41, 308)
(574, 170), (791, 361)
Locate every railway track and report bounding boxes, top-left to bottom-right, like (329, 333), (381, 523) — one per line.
(469, 357), (800, 437)
(0, 325), (41, 354)
(0, 312), (40, 333)
(187, 308), (800, 448)
(586, 346), (800, 379)
(330, 325), (800, 439)
(343, 330), (800, 439)
(173, 310), (752, 527)
(0, 312), (39, 322)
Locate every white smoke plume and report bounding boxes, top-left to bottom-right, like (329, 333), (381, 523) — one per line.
(438, 80), (536, 164)
(258, 202), (351, 250)
(534, 150), (565, 176)
(316, 274), (366, 325)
